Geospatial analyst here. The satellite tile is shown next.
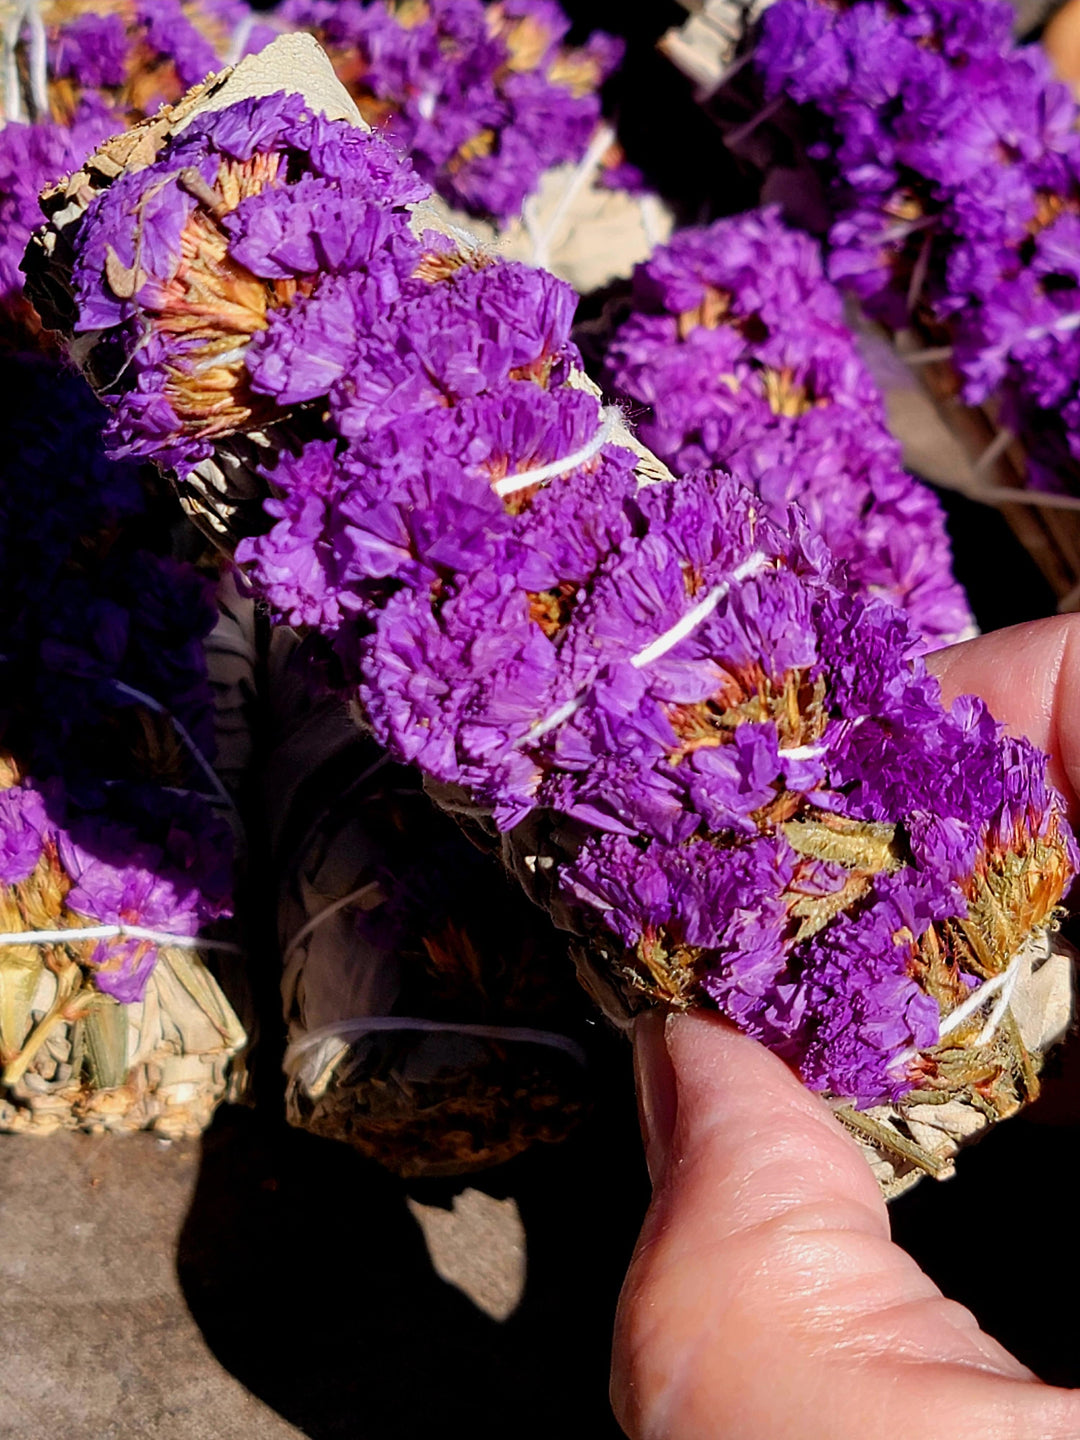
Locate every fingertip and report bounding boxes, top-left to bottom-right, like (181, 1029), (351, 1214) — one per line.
(633, 1009), (677, 1185)
(926, 614), (1080, 816)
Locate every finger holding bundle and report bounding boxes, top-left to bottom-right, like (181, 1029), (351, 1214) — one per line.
(25, 36), (1078, 1193)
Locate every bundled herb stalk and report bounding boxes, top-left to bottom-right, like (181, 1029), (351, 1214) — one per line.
(0, 0), (281, 350)
(0, 353), (245, 1136)
(267, 629), (589, 1176)
(670, 0), (1080, 606)
(0, 0), (278, 125)
(27, 37), (1077, 1192)
(600, 209), (976, 652)
(277, 0), (672, 292)
(659, 0), (776, 96)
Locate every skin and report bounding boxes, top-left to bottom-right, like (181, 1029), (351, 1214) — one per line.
(611, 614), (1080, 1440)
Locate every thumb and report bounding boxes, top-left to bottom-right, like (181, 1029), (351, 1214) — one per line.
(612, 1010), (1080, 1440)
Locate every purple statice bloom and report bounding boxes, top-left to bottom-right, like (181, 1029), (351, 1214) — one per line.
(236, 440), (360, 628)
(784, 870), (948, 1106)
(280, 0), (620, 221)
(330, 261), (578, 439)
(0, 107), (116, 341)
(71, 143), (212, 332)
(0, 786), (49, 886)
(603, 211), (973, 647)
(246, 274), (401, 408)
(753, 0), (1080, 492)
(136, 0), (221, 88)
(358, 568), (567, 827)
(64, 94), (428, 470)
(50, 12), (129, 90)
(59, 806), (231, 1005)
(224, 172), (421, 281)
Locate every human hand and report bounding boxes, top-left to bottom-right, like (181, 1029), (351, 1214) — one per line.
(611, 615), (1080, 1440)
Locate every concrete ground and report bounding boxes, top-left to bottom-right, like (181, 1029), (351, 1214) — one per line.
(4, 1030), (1080, 1440)
(0, 1039), (651, 1440)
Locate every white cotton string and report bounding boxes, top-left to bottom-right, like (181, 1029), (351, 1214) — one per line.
(284, 1016), (589, 1073)
(901, 346), (954, 366)
(520, 551), (774, 747)
(521, 693), (587, 745)
(973, 950), (1026, 1047)
(2, 0), (30, 124)
(889, 948), (1030, 1073)
(779, 742), (826, 761)
(109, 679), (236, 812)
(526, 121), (615, 272)
(0, 922), (242, 953)
(282, 881), (386, 965)
(630, 552), (770, 670)
(493, 407), (622, 498)
(972, 427), (1015, 476)
(960, 482), (1080, 514)
(724, 95), (785, 149)
(24, 0), (46, 120)
(224, 12), (258, 66)
(937, 961), (1017, 1039)
(1, 1), (48, 123)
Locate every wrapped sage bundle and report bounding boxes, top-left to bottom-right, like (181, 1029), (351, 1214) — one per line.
(0, 0), (281, 352)
(659, 0), (776, 96)
(670, 0), (1080, 608)
(267, 630), (589, 1177)
(26, 37), (1076, 1192)
(0, 0), (278, 125)
(277, 0), (672, 292)
(0, 353), (245, 1136)
(600, 209), (976, 652)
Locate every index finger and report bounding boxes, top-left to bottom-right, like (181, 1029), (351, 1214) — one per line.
(926, 613), (1080, 819)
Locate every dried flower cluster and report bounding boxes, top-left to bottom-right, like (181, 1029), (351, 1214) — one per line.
(279, 0), (625, 221)
(754, 0), (1080, 490)
(35, 77), (1078, 1110)
(601, 210), (974, 649)
(0, 0), (275, 342)
(0, 352), (233, 1014)
(1, 0), (275, 125)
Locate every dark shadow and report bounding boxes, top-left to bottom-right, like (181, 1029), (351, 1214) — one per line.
(176, 1027), (648, 1440)
(936, 485), (1058, 633)
(891, 1103), (1080, 1386)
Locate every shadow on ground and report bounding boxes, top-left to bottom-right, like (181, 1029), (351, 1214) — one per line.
(176, 1030), (648, 1440)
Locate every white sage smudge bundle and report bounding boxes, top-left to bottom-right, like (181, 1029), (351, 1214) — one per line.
(0, 354), (246, 1137)
(662, 0), (1080, 611)
(266, 631), (590, 1177)
(277, 0), (673, 294)
(24, 37), (1077, 1195)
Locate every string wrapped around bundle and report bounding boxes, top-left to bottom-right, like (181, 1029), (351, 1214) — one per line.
(266, 628), (591, 1177)
(660, 0), (1080, 611)
(0, 352), (246, 1137)
(24, 35), (1077, 1194)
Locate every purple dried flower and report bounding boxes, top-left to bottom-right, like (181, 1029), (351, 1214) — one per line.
(0, 786), (48, 887)
(0, 108), (116, 345)
(604, 211), (973, 647)
(280, 0), (621, 221)
(65, 95), (425, 468)
(41, 82), (1075, 1104)
(753, 0), (1080, 492)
